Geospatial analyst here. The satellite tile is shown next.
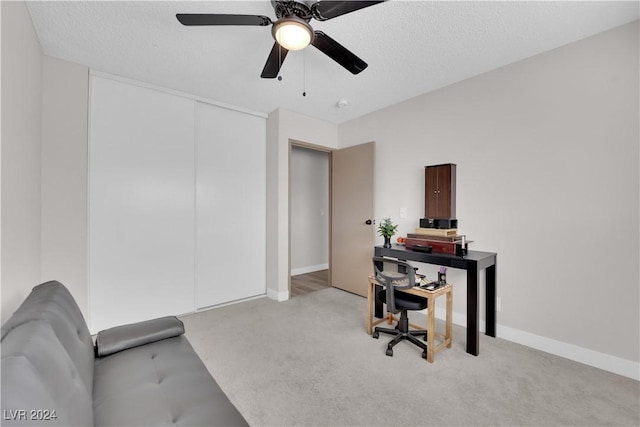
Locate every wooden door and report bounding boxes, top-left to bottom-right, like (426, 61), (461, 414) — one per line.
(331, 142), (375, 297)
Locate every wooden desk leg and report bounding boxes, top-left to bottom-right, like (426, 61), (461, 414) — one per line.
(427, 296), (435, 363)
(467, 266), (480, 356)
(446, 290), (452, 349)
(367, 280), (373, 335)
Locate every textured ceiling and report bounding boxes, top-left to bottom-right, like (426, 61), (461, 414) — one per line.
(27, 1), (639, 124)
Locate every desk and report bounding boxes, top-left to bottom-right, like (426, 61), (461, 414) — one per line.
(367, 275), (452, 363)
(374, 245), (497, 356)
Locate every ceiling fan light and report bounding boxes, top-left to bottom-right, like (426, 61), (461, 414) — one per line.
(273, 17), (313, 51)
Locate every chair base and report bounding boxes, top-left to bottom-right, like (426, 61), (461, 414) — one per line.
(372, 309), (428, 358)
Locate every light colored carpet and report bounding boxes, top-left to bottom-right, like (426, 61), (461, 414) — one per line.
(180, 288), (639, 426)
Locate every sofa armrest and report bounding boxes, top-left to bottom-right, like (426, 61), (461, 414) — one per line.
(96, 316), (185, 357)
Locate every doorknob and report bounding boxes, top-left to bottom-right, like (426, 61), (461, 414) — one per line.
(365, 219), (375, 225)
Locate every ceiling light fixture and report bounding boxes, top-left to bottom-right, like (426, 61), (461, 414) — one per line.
(272, 16), (313, 51)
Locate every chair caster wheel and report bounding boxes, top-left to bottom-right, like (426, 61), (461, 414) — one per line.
(372, 331), (379, 339)
(386, 348), (393, 357)
(422, 351), (427, 359)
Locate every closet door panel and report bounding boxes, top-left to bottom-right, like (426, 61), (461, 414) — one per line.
(195, 102), (266, 308)
(89, 76), (195, 332)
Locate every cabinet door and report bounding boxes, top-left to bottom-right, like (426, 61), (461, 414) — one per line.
(424, 166), (440, 218)
(195, 102), (266, 308)
(88, 76), (196, 332)
(436, 164), (455, 218)
(424, 163), (456, 219)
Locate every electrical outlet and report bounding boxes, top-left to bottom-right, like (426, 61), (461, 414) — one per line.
(496, 297), (502, 312)
(399, 207), (408, 218)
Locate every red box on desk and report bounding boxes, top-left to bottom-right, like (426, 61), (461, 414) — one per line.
(405, 237), (466, 256)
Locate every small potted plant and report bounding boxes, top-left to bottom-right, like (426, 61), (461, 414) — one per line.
(378, 217), (399, 248)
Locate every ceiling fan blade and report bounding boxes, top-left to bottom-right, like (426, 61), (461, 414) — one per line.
(261, 42), (289, 78)
(311, 31), (367, 74)
(176, 14), (272, 26)
(312, 1), (386, 21)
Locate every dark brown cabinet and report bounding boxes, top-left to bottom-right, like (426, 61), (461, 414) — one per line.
(424, 163), (456, 219)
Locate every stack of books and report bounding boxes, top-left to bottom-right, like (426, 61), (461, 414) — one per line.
(404, 228), (469, 256)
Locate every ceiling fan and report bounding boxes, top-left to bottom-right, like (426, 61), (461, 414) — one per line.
(176, 0), (386, 79)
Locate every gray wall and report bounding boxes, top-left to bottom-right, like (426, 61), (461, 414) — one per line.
(1, 1), (43, 322)
(290, 146), (329, 274)
(339, 22), (639, 367)
(1, 2), (89, 322)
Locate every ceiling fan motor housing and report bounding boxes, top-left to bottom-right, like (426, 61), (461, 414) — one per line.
(272, 0), (313, 20)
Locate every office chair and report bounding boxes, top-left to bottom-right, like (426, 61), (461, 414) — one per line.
(372, 256), (428, 358)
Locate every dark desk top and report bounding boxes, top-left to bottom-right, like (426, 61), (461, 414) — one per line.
(375, 245), (497, 270)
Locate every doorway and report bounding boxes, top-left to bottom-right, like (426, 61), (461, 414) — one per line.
(289, 144), (330, 297)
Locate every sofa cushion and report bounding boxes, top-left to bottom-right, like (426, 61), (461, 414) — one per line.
(1, 320), (94, 426)
(1, 281), (94, 394)
(93, 335), (248, 426)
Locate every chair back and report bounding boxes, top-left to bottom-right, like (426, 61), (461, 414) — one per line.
(372, 256), (416, 314)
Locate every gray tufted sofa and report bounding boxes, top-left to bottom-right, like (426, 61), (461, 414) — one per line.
(1, 281), (248, 426)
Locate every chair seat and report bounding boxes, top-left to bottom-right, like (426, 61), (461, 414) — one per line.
(379, 289), (427, 311)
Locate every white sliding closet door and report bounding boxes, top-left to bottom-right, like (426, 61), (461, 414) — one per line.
(89, 76), (195, 332)
(195, 102), (266, 308)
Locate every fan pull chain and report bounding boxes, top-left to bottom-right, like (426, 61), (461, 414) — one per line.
(302, 49), (307, 97)
(277, 44), (283, 81)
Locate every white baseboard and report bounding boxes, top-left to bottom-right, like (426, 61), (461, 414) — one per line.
(290, 264), (328, 276)
(432, 309), (639, 381)
(497, 323), (639, 381)
(267, 287), (289, 302)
